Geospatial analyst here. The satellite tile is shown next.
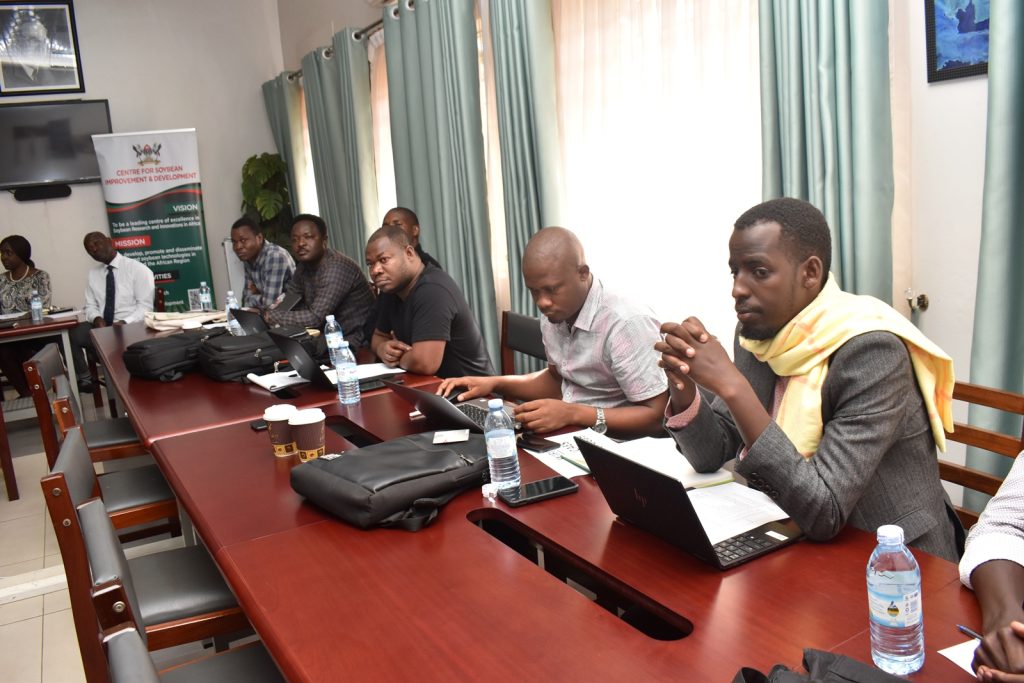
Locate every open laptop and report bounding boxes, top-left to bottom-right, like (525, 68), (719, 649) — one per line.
(576, 437), (802, 570)
(267, 330), (389, 392)
(231, 308), (269, 335)
(383, 380), (518, 433)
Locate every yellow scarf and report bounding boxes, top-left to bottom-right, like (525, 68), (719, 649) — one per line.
(739, 276), (955, 458)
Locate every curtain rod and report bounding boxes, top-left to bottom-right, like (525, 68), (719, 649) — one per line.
(287, 19), (384, 81)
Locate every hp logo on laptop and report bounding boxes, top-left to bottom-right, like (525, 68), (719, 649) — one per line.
(633, 488), (647, 508)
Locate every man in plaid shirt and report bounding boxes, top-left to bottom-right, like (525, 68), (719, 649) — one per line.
(230, 217), (294, 311)
(265, 214), (375, 347)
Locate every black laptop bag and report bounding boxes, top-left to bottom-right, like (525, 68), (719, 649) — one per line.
(197, 331), (287, 382)
(122, 328), (226, 382)
(290, 433), (489, 531)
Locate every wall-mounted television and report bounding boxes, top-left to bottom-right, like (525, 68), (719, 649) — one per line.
(0, 99), (111, 191)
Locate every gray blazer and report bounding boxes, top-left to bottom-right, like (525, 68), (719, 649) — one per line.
(668, 331), (960, 562)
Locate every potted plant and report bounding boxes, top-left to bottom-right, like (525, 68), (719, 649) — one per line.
(240, 152), (292, 247)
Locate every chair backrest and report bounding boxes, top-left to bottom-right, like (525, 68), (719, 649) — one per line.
(105, 625), (160, 683)
(24, 342), (66, 468)
(78, 498), (147, 648)
(53, 373), (85, 437)
(500, 310), (547, 375)
(40, 428), (106, 682)
(941, 380), (1024, 528)
(50, 426), (98, 506)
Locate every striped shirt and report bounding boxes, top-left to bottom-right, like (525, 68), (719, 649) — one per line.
(540, 278), (666, 407)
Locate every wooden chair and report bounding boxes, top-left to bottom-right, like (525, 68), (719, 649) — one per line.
(499, 310), (547, 375)
(102, 610), (282, 683)
(23, 342), (66, 468)
(0, 407), (16, 500)
(44, 425), (180, 542)
(47, 494), (249, 683)
(52, 373), (147, 463)
(940, 380), (1024, 528)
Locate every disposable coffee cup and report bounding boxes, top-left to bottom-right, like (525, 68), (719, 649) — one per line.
(289, 408), (326, 462)
(264, 404), (299, 457)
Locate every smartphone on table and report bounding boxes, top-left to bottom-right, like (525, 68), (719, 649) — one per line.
(519, 433), (559, 452)
(498, 475), (579, 507)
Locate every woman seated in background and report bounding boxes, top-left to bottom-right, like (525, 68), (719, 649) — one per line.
(0, 235), (52, 397)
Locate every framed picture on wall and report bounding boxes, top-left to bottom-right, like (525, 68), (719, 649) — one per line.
(0, 1), (84, 96)
(925, 0), (990, 83)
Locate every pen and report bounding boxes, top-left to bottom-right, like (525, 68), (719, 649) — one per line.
(957, 624), (983, 640)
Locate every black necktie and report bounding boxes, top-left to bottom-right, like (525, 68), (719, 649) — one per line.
(103, 265), (115, 325)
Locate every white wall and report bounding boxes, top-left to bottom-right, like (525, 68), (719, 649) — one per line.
(276, 0), (382, 71)
(0, 0), (284, 308)
(894, 0), (987, 384)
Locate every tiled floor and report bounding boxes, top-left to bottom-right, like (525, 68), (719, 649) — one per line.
(0, 416), (85, 683)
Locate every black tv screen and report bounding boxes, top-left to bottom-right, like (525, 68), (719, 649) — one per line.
(0, 99), (111, 190)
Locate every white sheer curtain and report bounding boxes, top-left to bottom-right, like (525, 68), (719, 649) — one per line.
(551, 0), (761, 340)
(368, 30), (396, 226)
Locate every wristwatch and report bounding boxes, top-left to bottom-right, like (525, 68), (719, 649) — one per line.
(593, 407), (607, 435)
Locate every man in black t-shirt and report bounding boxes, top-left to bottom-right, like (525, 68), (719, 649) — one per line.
(366, 225), (493, 378)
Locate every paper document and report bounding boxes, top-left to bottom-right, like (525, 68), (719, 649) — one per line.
(596, 435), (734, 489)
(247, 362), (405, 392)
(687, 483), (789, 545)
(520, 429), (595, 479)
(938, 639), (979, 677)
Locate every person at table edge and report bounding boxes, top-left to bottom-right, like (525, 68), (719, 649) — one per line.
(264, 213), (374, 348)
(366, 224), (492, 379)
(657, 198), (961, 562)
(437, 226), (668, 438)
(960, 454), (1024, 681)
(72, 232), (155, 392)
(229, 216), (294, 311)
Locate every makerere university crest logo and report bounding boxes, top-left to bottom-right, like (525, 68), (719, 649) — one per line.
(132, 143), (162, 166)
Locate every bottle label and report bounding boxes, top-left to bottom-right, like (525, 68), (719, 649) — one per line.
(868, 586), (921, 627)
(486, 433), (517, 459)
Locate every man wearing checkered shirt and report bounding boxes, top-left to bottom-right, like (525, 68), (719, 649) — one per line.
(230, 217), (294, 311)
(265, 214), (374, 347)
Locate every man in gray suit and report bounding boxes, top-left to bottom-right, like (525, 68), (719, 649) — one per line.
(657, 198), (961, 562)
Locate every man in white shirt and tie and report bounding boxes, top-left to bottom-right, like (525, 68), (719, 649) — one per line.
(70, 232), (155, 392)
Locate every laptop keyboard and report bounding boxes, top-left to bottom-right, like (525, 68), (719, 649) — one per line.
(457, 402), (490, 428)
(713, 532), (775, 565)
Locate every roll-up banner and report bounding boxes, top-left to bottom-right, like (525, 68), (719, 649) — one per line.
(92, 129), (213, 311)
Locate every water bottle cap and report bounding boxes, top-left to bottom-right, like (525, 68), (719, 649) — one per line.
(487, 398), (503, 410)
(876, 524), (904, 544)
(226, 290), (234, 296)
(200, 281), (207, 286)
(325, 314), (335, 322)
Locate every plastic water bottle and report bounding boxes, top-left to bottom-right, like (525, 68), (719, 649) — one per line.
(867, 524), (924, 675)
(29, 289), (43, 323)
(224, 290), (244, 336)
(335, 340), (360, 405)
(484, 399), (520, 490)
(198, 281), (212, 311)
(324, 315), (345, 367)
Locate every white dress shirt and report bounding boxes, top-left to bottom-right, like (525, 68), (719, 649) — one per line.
(960, 453), (1024, 588)
(83, 252), (155, 324)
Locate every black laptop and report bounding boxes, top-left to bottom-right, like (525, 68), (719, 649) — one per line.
(231, 308), (270, 335)
(267, 330), (392, 392)
(383, 380), (518, 433)
(575, 437), (802, 570)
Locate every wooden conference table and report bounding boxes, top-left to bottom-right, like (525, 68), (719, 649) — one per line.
(95, 323), (980, 681)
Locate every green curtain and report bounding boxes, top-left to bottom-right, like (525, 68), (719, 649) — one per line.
(488, 0), (564, 316)
(301, 29), (379, 262)
(964, 0), (1024, 510)
(261, 72), (305, 213)
(759, 0), (894, 302)
(382, 0), (499, 364)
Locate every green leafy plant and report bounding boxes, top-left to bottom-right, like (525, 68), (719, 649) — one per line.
(240, 153), (292, 247)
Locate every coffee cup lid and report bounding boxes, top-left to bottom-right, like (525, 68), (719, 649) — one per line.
(263, 404), (299, 420)
(288, 408), (326, 426)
